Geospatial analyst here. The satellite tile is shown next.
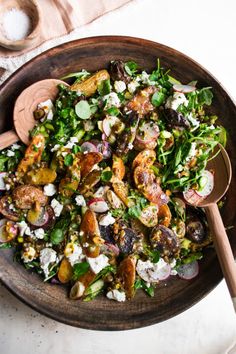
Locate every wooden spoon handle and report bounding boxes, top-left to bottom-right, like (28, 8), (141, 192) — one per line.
(0, 130), (19, 150)
(205, 203), (236, 310)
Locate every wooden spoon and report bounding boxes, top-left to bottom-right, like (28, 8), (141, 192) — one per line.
(0, 79), (67, 149)
(189, 144), (236, 311)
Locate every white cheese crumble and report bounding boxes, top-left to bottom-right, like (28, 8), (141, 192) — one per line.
(106, 289), (126, 302)
(185, 142), (197, 163)
(11, 143), (21, 150)
(17, 221), (31, 236)
(104, 92), (121, 109)
(114, 80), (126, 93)
(87, 254), (109, 274)
(127, 80), (139, 94)
(83, 120), (95, 132)
(51, 144), (61, 152)
(94, 186), (110, 198)
(51, 199), (63, 217)
(34, 228), (45, 239)
(136, 258), (170, 283)
(21, 247), (36, 263)
(186, 112), (200, 129)
(40, 248), (57, 278)
(44, 183), (57, 196)
(6, 150), (15, 157)
(64, 136), (79, 149)
(165, 92), (189, 110)
(64, 243), (85, 266)
(0, 172), (7, 190)
(75, 195), (86, 207)
(99, 213), (116, 226)
(38, 99), (54, 121)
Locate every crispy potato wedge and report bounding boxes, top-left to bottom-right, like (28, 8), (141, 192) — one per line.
(133, 166), (168, 206)
(138, 204), (158, 227)
(58, 258), (73, 283)
(24, 167), (57, 185)
(78, 170), (101, 195)
(158, 204), (172, 227)
(80, 209), (102, 258)
(70, 270), (96, 299)
(0, 196), (20, 221)
(118, 256), (136, 299)
(80, 152), (103, 180)
(112, 181), (134, 207)
(126, 86), (157, 116)
(17, 134), (45, 174)
(132, 149), (156, 170)
(70, 70), (110, 96)
(112, 154), (125, 181)
(12, 185), (48, 209)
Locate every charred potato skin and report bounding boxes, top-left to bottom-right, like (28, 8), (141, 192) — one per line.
(12, 185), (48, 209)
(79, 152), (103, 180)
(80, 209), (103, 258)
(150, 225), (180, 258)
(17, 134), (45, 174)
(118, 256), (136, 299)
(70, 70), (110, 96)
(0, 196), (20, 221)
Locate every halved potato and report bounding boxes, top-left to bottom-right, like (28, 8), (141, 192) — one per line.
(58, 258), (73, 283)
(25, 167), (57, 185)
(118, 256), (136, 299)
(112, 154), (125, 181)
(132, 149), (156, 170)
(158, 204), (172, 227)
(126, 86), (157, 116)
(70, 70), (110, 96)
(12, 185), (48, 209)
(17, 134), (45, 174)
(80, 209), (102, 258)
(80, 152), (103, 179)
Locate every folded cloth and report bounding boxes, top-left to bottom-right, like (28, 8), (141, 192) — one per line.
(0, 0), (131, 57)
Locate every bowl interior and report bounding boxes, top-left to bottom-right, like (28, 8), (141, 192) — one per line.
(0, 36), (236, 330)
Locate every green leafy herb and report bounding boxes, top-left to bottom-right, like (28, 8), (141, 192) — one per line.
(73, 262), (90, 280)
(0, 242), (12, 249)
(64, 153), (74, 166)
(75, 100), (91, 119)
(134, 279), (155, 297)
(61, 69), (90, 81)
(151, 91), (165, 107)
(124, 61), (138, 76)
(50, 214), (71, 245)
(106, 106), (120, 116)
(98, 79), (111, 96)
(101, 170), (113, 182)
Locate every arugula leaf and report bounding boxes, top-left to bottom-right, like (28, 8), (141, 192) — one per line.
(101, 170), (113, 182)
(61, 69), (90, 81)
(64, 153), (74, 166)
(134, 279), (155, 297)
(124, 61), (138, 76)
(98, 79), (111, 96)
(0, 243), (12, 249)
(73, 262), (90, 280)
(151, 91), (165, 107)
(106, 106), (120, 116)
(75, 100), (91, 119)
(0, 155), (8, 171)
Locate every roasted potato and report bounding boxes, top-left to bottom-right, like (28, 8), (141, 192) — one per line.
(80, 209), (103, 258)
(79, 152), (103, 179)
(112, 181), (133, 207)
(0, 196), (20, 221)
(112, 154), (125, 181)
(70, 70), (110, 96)
(17, 134), (45, 174)
(118, 256), (136, 299)
(132, 149), (156, 170)
(126, 86), (157, 116)
(12, 185), (48, 209)
(78, 170), (101, 196)
(58, 258), (73, 283)
(138, 204), (158, 227)
(158, 204), (171, 227)
(24, 167), (57, 185)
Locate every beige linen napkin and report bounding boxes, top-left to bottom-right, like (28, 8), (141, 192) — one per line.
(0, 0), (131, 57)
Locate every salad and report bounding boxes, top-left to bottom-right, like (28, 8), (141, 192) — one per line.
(0, 59), (226, 302)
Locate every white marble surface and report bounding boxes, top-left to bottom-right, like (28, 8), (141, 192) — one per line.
(0, 0), (236, 353)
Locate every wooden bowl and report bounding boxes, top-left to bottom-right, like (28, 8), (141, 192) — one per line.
(0, 0), (40, 50)
(0, 36), (236, 330)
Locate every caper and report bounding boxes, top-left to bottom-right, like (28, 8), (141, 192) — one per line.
(33, 108), (45, 120)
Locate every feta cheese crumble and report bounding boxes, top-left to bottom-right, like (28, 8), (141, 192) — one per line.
(75, 195), (86, 207)
(51, 144), (61, 152)
(165, 92), (189, 110)
(64, 243), (84, 266)
(127, 80), (139, 94)
(64, 136), (79, 149)
(6, 150), (15, 157)
(22, 247), (36, 263)
(106, 289), (126, 302)
(34, 228), (45, 240)
(17, 220), (31, 236)
(51, 199), (63, 217)
(40, 248), (57, 277)
(114, 80), (126, 93)
(136, 258), (171, 283)
(44, 183), (57, 196)
(87, 254), (109, 274)
(38, 99), (54, 121)
(104, 92), (121, 109)
(99, 213), (116, 226)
